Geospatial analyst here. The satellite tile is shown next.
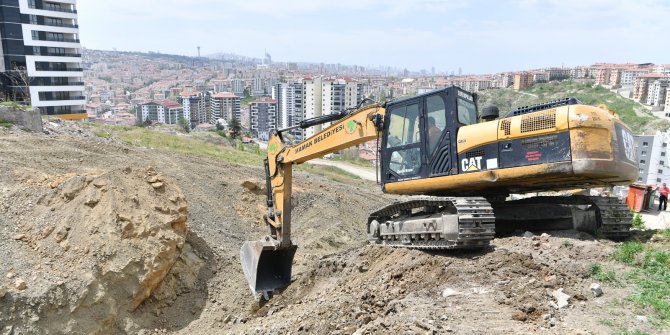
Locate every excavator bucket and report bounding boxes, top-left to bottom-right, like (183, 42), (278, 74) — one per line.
(240, 239), (298, 294)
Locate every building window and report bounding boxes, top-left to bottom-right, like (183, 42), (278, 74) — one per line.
(642, 151), (647, 156)
(638, 177), (643, 182)
(659, 169), (664, 174)
(643, 142), (649, 147)
(658, 178), (662, 183)
(664, 143), (668, 148)
(663, 152), (667, 157)
(640, 160), (646, 164)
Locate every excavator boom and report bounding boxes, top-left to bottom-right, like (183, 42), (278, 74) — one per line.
(240, 103), (385, 295)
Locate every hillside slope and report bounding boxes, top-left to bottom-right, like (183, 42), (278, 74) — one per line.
(0, 122), (668, 334)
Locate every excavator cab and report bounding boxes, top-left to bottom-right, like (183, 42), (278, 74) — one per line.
(380, 87), (478, 186)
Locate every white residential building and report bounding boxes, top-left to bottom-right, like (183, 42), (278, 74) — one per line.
(249, 97), (277, 140)
(621, 69), (650, 86)
(210, 92), (240, 122)
(303, 77), (323, 138)
(0, 0), (85, 118)
(271, 82), (304, 139)
(139, 100), (183, 124)
(302, 76), (362, 138)
(178, 91), (207, 126)
(647, 79), (670, 107)
(635, 133), (670, 185)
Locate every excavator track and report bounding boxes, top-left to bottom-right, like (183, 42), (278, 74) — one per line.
(367, 196), (496, 250)
(491, 195), (632, 239)
(589, 196), (632, 239)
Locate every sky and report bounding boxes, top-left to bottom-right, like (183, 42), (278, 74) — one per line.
(77, 0), (670, 74)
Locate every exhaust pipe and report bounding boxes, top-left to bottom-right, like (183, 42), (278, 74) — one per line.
(240, 238), (298, 295)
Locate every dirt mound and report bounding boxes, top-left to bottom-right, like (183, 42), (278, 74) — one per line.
(0, 167), (189, 333)
(3, 123), (662, 334)
(221, 233), (630, 334)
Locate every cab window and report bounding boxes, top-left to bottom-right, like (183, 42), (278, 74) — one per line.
(386, 103), (420, 147)
(458, 98), (477, 125)
(426, 95), (446, 154)
(386, 103), (421, 177)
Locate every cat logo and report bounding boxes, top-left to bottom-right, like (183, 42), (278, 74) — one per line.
(461, 156), (483, 172)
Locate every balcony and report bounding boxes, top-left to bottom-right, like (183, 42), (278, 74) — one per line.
(36, 37), (80, 43)
(40, 95), (85, 101)
(41, 22), (79, 29)
(42, 53), (82, 58)
(35, 67), (83, 72)
(32, 81), (84, 86)
(30, 4), (78, 14)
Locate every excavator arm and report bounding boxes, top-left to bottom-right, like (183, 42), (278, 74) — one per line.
(241, 104), (385, 295)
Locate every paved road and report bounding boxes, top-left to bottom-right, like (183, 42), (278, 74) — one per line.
(307, 159), (378, 181)
(255, 140), (377, 181)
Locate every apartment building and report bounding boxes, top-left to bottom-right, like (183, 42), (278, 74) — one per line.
(139, 100), (183, 124)
(271, 82), (304, 139)
(609, 69), (622, 87)
(0, 0), (85, 118)
(455, 78), (492, 92)
(633, 76), (651, 102)
(532, 72), (548, 83)
(321, 78), (362, 119)
(491, 73), (513, 88)
(647, 79), (670, 107)
(303, 76), (323, 138)
(230, 78), (244, 96)
(594, 67), (611, 85)
(570, 67), (590, 79)
(178, 91), (207, 126)
(635, 133), (670, 185)
(633, 74), (670, 103)
(513, 72), (532, 91)
(621, 68), (651, 86)
(210, 91), (240, 122)
(249, 97), (277, 140)
(547, 68), (571, 81)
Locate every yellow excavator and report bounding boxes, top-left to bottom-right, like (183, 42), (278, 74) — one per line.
(241, 86), (638, 295)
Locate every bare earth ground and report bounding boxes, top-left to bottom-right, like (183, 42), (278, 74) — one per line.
(0, 122), (668, 334)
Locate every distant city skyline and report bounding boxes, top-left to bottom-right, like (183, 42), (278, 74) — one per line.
(78, 0), (670, 74)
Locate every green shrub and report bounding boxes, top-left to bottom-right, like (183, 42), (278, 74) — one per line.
(590, 263), (616, 282)
(612, 242), (644, 264)
(631, 213), (645, 230)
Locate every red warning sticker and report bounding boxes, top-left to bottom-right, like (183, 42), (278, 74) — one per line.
(525, 151), (542, 161)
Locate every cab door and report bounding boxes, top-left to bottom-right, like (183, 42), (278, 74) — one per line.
(381, 100), (425, 182)
(424, 92), (457, 177)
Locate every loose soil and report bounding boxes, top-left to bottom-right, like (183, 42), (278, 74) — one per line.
(0, 122), (667, 334)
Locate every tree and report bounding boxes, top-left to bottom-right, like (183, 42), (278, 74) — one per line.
(178, 117), (191, 133)
(243, 87), (251, 99)
(229, 117), (241, 139)
(1, 65), (32, 102)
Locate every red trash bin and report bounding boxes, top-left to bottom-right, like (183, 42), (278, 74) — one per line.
(626, 184), (653, 212)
